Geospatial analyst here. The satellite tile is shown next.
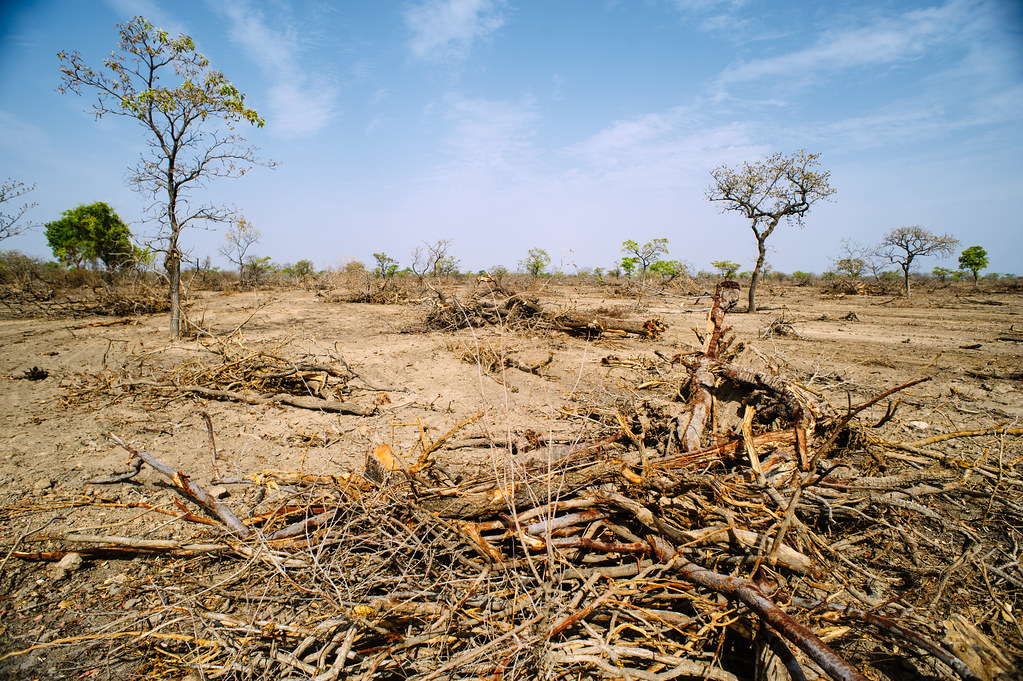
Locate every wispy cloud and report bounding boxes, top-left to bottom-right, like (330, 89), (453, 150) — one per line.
(404, 0), (507, 63)
(103, 0), (188, 35)
(215, 0), (338, 138)
(433, 95), (538, 180)
(568, 109), (765, 189)
(715, 2), (968, 91)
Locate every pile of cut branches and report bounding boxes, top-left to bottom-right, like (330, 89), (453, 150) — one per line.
(4, 284), (1020, 681)
(60, 335), (377, 416)
(421, 286), (667, 339)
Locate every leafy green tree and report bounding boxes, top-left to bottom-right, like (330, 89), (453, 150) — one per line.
(932, 266), (954, 282)
(373, 252), (399, 278)
(711, 260), (741, 279)
(619, 257), (638, 278)
(245, 255), (276, 286)
(648, 259), (686, 283)
(292, 259), (315, 279)
(45, 201), (134, 269)
(518, 248), (551, 277)
(873, 225), (958, 298)
(958, 246), (989, 285)
(59, 17), (273, 337)
(621, 239), (669, 282)
(792, 271), (812, 285)
(0, 178), (36, 241)
(707, 150), (835, 311)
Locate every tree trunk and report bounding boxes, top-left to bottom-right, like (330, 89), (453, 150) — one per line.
(167, 248), (181, 339)
(748, 238), (768, 312)
(902, 264), (911, 298)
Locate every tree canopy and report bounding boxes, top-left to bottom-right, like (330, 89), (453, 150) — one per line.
(44, 201), (134, 269)
(874, 225), (958, 298)
(59, 16), (273, 337)
(707, 150), (835, 311)
(518, 248), (551, 277)
(958, 246), (989, 284)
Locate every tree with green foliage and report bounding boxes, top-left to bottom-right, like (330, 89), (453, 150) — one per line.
(373, 252), (399, 278)
(707, 150), (835, 311)
(874, 225), (958, 298)
(711, 260), (740, 279)
(619, 257), (638, 278)
(932, 266), (954, 282)
(958, 246), (989, 285)
(621, 239), (668, 282)
(45, 201), (134, 270)
(648, 259), (686, 283)
(518, 248), (551, 277)
(59, 17), (274, 337)
(291, 259), (315, 279)
(792, 271), (813, 285)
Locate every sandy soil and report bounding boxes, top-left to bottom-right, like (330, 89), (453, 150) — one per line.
(0, 280), (1020, 678)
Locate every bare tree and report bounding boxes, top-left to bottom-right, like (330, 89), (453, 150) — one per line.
(831, 238), (867, 278)
(0, 178), (37, 241)
(874, 225), (958, 298)
(59, 17), (274, 338)
(410, 239), (459, 282)
(707, 149), (835, 312)
(219, 216), (261, 286)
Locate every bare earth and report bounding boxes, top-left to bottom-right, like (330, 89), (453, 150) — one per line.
(0, 280), (1020, 679)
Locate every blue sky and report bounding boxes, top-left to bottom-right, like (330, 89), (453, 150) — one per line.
(1, 0), (1021, 275)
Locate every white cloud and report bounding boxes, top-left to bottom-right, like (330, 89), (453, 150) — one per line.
(568, 109), (765, 190)
(215, 0), (338, 138)
(102, 0), (188, 35)
(404, 0), (507, 63)
(433, 95), (538, 180)
(715, 1), (968, 90)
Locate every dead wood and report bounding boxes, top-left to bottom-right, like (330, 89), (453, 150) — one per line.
(173, 384), (375, 416)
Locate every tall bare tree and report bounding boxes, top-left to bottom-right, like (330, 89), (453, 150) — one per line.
(874, 225), (958, 298)
(0, 178), (37, 241)
(59, 17), (274, 337)
(707, 150), (835, 312)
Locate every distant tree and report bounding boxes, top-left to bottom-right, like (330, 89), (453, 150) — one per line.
(0, 178), (37, 241)
(711, 260), (741, 279)
(292, 259), (315, 279)
(373, 252), (399, 278)
(873, 225), (958, 298)
(45, 201), (134, 270)
(518, 248), (551, 277)
(59, 17), (274, 337)
(792, 271), (812, 285)
(621, 239), (669, 282)
(619, 257), (638, 278)
(219, 216), (261, 286)
(648, 259), (686, 283)
(832, 239), (867, 278)
(932, 266), (954, 282)
(410, 239), (459, 280)
(245, 255), (276, 286)
(958, 246), (989, 285)
(707, 149), (835, 311)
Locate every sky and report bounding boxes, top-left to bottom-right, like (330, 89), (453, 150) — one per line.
(1, 0), (1021, 276)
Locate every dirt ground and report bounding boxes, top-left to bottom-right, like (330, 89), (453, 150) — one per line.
(1, 279), (1021, 679)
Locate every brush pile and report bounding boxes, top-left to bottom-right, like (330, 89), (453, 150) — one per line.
(2, 284), (1020, 681)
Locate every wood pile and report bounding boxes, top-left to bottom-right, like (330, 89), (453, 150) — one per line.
(3, 284), (1020, 680)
